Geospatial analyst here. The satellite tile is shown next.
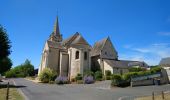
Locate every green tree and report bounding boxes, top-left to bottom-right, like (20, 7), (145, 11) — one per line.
(0, 25), (12, 74)
(0, 57), (12, 74)
(0, 25), (11, 59)
(21, 59), (35, 76)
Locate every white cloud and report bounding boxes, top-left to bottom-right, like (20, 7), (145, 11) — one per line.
(158, 32), (170, 36)
(120, 43), (170, 65)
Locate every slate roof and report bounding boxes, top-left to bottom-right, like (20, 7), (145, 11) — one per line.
(159, 57), (170, 67)
(47, 40), (63, 49)
(104, 59), (148, 68)
(62, 32), (90, 47)
(91, 38), (108, 57)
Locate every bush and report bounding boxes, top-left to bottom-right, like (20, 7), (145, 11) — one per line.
(122, 72), (138, 81)
(5, 69), (16, 78)
(105, 70), (112, 76)
(150, 67), (161, 74)
(83, 75), (94, 84)
(71, 78), (76, 82)
(111, 74), (130, 87)
(106, 76), (111, 80)
(5, 59), (35, 78)
(75, 73), (83, 81)
(84, 70), (94, 77)
(129, 67), (145, 72)
(77, 80), (83, 84)
(38, 68), (57, 83)
(94, 71), (103, 81)
(111, 74), (122, 86)
(55, 76), (69, 85)
(105, 70), (112, 80)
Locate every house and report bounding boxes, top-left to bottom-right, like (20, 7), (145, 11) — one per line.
(38, 17), (148, 79)
(159, 57), (170, 81)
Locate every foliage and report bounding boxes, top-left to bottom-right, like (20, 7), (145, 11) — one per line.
(150, 67), (162, 73)
(0, 57), (12, 75)
(0, 25), (12, 74)
(39, 68), (57, 83)
(77, 80), (83, 84)
(75, 73), (83, 81)
(83, 75), (94, 84)
(105, 70), (112, 76)
(94, 71), (103, 81)
(129, 67), (145, 72)
(122, 72), (138, 81)
(84, 70), (94, 77)
(5, 59), (34, 78)
(111, 74), (130, 87)
(55, 76), (69, 84)
(105, 70), (112, 80)
(0, 25), (11, 59)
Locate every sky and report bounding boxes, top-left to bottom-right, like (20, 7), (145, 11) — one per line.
(0, 0), (170, 68)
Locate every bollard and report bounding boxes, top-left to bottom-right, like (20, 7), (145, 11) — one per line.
(161, 91), (164, 100)
(152, 92), (154, 100)
(6, 82), (9, 100)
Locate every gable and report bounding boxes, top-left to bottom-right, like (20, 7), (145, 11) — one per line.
(100, 38), (118, 59)
(62, 32), (91, 48)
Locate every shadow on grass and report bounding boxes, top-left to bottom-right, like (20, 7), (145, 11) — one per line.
(0, 84), (26, 89)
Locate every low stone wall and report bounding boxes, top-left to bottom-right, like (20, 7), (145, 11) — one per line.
(131, 79), (154, 87)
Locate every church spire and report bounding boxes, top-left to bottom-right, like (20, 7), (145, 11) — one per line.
(53, 16), (60, 36)
(49, 16), (63, 42)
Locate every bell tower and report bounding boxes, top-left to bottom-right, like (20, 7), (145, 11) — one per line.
(49, 16), (63, 42)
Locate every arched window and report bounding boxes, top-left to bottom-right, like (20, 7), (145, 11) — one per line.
(75, 51), (79, 59)
(84, 52), (87, 60)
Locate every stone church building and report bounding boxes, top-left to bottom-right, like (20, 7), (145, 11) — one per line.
(38, 17), (148, 79)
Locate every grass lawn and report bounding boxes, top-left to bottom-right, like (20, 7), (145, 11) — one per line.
(0, 84), (24, 100)
(136, 92), (170, 100)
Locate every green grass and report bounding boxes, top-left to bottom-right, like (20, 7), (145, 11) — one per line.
(0, 84), (24, 100)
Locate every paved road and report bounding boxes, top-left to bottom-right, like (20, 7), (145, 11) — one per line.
(11, 78), (170, 100)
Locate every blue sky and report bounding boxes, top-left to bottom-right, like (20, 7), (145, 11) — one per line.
(0, 0), (170, 68)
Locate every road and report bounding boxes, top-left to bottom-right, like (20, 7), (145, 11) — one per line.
(11, 78), (170, 100)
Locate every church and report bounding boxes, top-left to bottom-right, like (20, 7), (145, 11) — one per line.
(38, 17), (148, 80)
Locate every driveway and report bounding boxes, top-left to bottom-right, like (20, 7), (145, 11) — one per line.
(11, 78), (170, 100)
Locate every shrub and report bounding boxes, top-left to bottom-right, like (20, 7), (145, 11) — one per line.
(38, 68), (57, 83)
(94, 71), (103, 81)
(111, 74), (130, 87)
(75, 73), (82, 81)
(77, 80), (83, 84)
(84, 70), (94, 77)
(111, 74), (122, 86)
(71, 78), (76, 82)
(55, 76), (69, 85)
(5, 69), (16, 78)
(150, 67), (161, 74)
(5, 59), (35, 78)
(83, 75), (94, 84)
(106, 76), (111, 80)
(105, 70), (112, 76)
(128, 67), (144, 72)
(105, 70), (112, 80)
(122, 72), (138, 81)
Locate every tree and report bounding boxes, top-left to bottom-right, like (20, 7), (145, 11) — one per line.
(0, 25), (12, 74)
(0, 25), (11, 59)
(5, 59), (35, 78)
(0, 57), (12, 74)
(21, 59), (35, 76)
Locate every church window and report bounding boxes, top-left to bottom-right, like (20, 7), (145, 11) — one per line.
(75, 51), (79, 59)
(84, 52), (87, 60)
